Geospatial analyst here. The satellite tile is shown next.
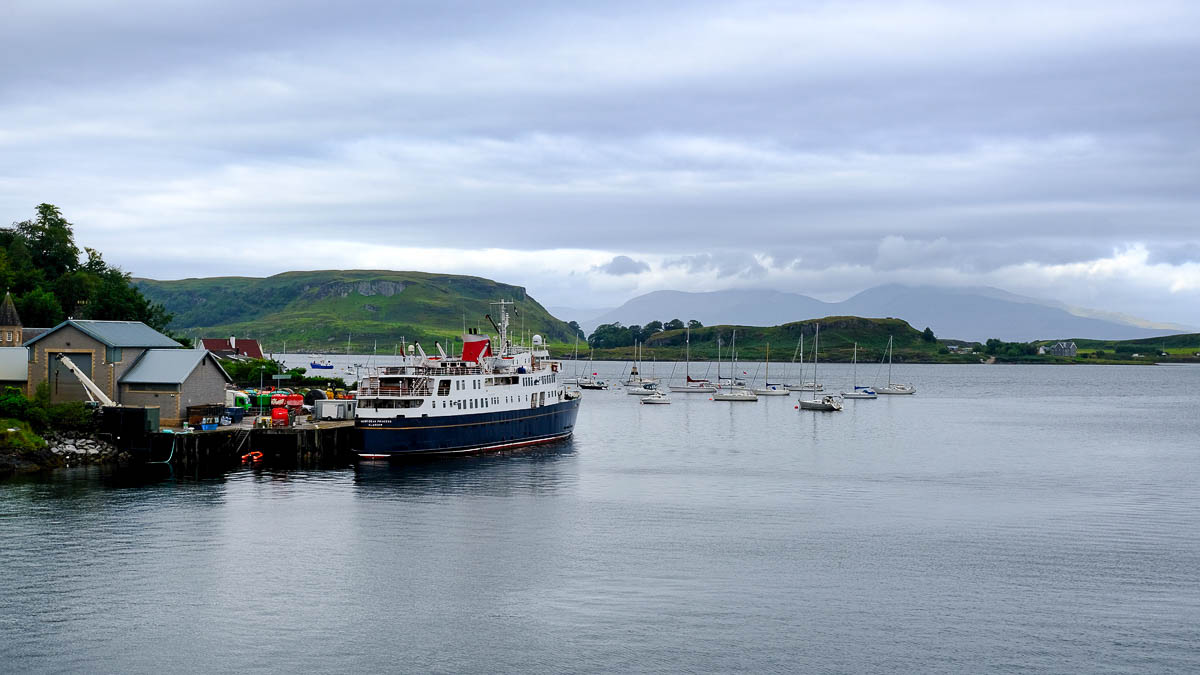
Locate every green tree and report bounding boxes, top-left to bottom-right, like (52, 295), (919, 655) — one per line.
(5, 238), (43, 293)
(566, 320), (586, 339)
(922, 327), (936, 342)
(15, 203), (80, 279)
(643, 320), (663, 336)
(84, 266), (173, 331)
(588, 323), (634, 349)
(687, 319), (703, 329)
(664, 319), (684, 330)
(16, 287), (64, 327)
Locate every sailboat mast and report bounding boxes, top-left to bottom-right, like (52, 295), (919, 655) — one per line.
(685, 324), (690, 381)
(800, 332), (805, 385)
(814, 324), (819, 393)
(888, 336), (894, 386)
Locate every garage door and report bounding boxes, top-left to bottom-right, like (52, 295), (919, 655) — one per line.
(49, 352), (93, 404)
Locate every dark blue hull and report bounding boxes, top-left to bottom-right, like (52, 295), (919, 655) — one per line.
(354, 397), (580, 458)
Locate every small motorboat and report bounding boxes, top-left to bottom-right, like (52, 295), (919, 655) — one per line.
(798, 395), (843, 411)
(626, 383), (659, 395)
(841, 386), (877, 399)
(310, 358), (334, 370)
(640, 390), (671, 405)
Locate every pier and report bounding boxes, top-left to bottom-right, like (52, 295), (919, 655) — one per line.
(141, 420), (358, 469)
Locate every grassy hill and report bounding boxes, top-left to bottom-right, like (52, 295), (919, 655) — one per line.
(588, 317), (971, 363)
(134, 270), (578, 353)
(1065, 334), (1200, 362)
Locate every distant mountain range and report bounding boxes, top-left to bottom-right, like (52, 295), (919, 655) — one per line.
(564, 285), (1193, 342)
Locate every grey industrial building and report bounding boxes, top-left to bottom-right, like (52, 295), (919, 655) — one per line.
(20, 319), (231, 427)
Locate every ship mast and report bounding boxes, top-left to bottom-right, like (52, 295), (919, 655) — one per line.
(490, 300), (514, 356)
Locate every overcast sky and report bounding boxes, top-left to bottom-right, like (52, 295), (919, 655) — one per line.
(2, 0), (1198, 324)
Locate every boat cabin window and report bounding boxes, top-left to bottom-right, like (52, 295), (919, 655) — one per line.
(373, 399), (424, 409)
(437, 380), (450, 396)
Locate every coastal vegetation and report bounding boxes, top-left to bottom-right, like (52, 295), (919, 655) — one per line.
(135, 270), (577, 353)
(0, 384), (99, 474)
(3, 204), (173, 331)
(581, 318), (1200, 365)
(584, 317), (954, 363)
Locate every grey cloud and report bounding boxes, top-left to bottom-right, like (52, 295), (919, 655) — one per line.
(1148, 243), (1200, 265)
(593, 255), (650, 275)
(665, 252), (767, 279)
(1, 1), (1199, 325)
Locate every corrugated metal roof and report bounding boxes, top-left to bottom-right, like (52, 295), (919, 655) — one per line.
(119, 349), (231, 385)
(24, 320), (180, 348)
(0, 347), (27, 382)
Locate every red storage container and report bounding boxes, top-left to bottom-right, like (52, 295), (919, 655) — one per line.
(271, 407), (290, 424)
(286, 394), (304, 408)
(270, 394), (287, 407)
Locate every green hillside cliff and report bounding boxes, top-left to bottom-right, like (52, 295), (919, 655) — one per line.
(134, 270), (576, 353)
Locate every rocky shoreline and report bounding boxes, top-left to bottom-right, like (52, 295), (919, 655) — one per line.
(1, 432), (129, 477)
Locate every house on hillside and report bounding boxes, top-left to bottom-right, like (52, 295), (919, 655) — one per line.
(201, 337), (264, 359)
(119, 350), (232, 426)
(1038, 341), (1077, 357)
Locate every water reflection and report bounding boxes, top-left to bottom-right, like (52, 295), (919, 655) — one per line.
(352, 439), (579, 499)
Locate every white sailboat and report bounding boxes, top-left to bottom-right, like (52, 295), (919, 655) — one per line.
(876, 336), (916, 395)
(753, 343), (790, 396)
(562, 336), (580, 384)
(671, 324), (716, 393)
(714, 330), (757, 400)
(841, 342), (877, 399)
(785, 330), (823, 392)
(623, 341), (659, 387)
(798, 324), (842, 411)
(577, 348), (608, 389)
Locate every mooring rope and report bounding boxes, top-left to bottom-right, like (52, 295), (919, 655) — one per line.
(148, 432), (178, 465)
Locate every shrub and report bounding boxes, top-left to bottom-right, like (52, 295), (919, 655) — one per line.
(46, 402), (97, 433)
(0, 386), (48, 430)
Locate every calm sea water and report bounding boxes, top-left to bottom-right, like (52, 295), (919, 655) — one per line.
(2, 362), (1199, 673)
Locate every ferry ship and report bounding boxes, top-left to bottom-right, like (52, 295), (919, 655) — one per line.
(354, 300), (582, 458)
